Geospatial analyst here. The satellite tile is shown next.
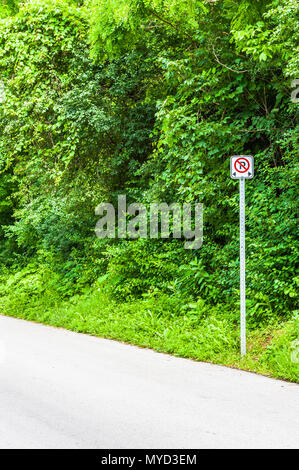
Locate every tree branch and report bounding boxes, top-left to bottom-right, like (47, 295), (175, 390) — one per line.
(148, 9), (197, 48)
(210, 43), (249, 73)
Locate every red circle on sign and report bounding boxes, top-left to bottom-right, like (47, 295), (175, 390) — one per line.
(234, 157), (250, 173)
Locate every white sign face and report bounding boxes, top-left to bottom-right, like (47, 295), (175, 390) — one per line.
(230, 155), (254, 179)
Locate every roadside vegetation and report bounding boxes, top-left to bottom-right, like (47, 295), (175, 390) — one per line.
(0, 0), (298, 382)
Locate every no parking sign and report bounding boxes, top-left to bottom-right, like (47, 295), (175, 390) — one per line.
(230, 155), (254, 179)
(230, 154), (254, 356)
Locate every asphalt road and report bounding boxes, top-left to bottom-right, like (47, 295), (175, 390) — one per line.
(0, 314), (298, 449)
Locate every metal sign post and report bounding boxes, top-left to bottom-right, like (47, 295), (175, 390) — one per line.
(230, 155), (254, 356)
(239, 177), (246, 356)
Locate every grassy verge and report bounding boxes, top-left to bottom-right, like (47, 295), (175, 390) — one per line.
(1, 286), (298, 383)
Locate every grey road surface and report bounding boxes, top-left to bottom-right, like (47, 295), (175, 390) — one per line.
(0, 314), (298, 449)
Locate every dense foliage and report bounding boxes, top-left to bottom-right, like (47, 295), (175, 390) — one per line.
(0, 0), (298, 380)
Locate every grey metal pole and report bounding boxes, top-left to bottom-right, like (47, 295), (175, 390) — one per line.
(239, 178), (246, 356)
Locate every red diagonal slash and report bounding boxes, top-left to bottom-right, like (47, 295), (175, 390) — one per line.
(238, 161), (247, 170)
(234, 157), (250, 173)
